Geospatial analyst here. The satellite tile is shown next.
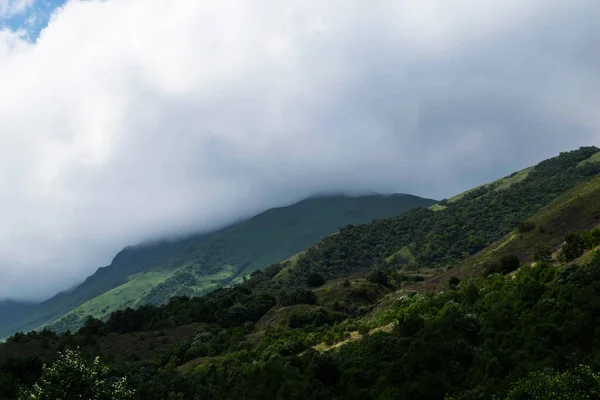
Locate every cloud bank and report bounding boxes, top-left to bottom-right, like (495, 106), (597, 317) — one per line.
(0, 0), (599, 300)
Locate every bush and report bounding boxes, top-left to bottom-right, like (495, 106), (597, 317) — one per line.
(559, 233), (586, 262)
(366, 269), (388, 286)
(449, 276), (461, 289)
(357, 325), (370, 336)
(518, 221), (536, 233)
(532, 243), (553, 264)
(279, 288), (317, 306)
(487, 255), (520, 275)
(307, 272), (326, 287)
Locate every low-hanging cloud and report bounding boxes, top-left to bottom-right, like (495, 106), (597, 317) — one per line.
(0, 0), (599, 300)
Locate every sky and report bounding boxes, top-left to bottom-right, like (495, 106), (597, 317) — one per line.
(0, 0), (599, 301)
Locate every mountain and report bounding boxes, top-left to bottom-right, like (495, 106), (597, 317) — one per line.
(0, 193), (435, 338)
(4, 147), (600, 399)
(0, 301), (36, 330)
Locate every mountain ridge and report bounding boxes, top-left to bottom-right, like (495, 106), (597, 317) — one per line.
(0, 193), (435, 338)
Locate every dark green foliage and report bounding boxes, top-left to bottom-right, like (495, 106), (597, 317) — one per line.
(449, 276), (461, 288)
(4, 230), (600, 399)
(532, 243), (553, 264)
(36, 283), (277, 337)
(78, 316), (103, 336)
(506, 365), (600, 400)
(0, 356), (43, 399)
(487, 254), (520, 275)
(307, 272), (326, 287)
(288, 307), (345, 329)
(557, 228), (600, 262)
(559, 233), (586, 262)
(366, 269), (388, 286)
(283, 147), (600, 285)
(264, 263), (284, 278)
(518, 220), (536, 233)
(279, 288), (317, 306)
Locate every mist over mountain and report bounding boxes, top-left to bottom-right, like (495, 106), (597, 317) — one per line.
(1, 1), (600, 300)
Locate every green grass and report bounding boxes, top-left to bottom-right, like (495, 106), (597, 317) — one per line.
(385, 243), (417, 266)
(43, 270), (176, 331)
(429, 204), (447, 212)
(578, 151), (600, 166)
(453, 173), (600, 278)
(448, 166), (535, 203)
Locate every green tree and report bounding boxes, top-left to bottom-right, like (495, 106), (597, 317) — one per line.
(506, 365), (600, 400)
(559, 233), (585, 262)
(19, 349), (134, 400)
(307, 272), (325, 287)
(366, 269), (389, 285)
(488, 254), (520, 274)
(449, 276), (461, 289)
(532, 243), (553, 264)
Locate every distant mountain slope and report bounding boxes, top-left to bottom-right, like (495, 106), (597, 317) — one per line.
(0, 193), (435, 338)
(0, 301), (36, 330)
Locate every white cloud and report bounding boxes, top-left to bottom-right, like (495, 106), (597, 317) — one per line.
(0, 0), (599, 300)
(0, 0), (34, 18)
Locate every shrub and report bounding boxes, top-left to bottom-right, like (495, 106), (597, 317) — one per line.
(307, 272), (326, 287)
(518, 221), (536, 233)
(559, 233), (586, 262)
(449, 276), (461, 288)
(279, 288), (317, 306)
(487, 255), (520, 275)
(366, 269), (388, 286)
(532, 243), (553, 264)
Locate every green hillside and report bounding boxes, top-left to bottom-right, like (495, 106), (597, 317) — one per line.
(4, 147), (600, 399)
(274, 147), (600, 285)
(0, 193), (435, 338)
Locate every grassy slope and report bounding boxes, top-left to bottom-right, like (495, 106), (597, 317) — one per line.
(430, 165), (534, 211)
(405, 172), (600, 292)
(1, 194), (435, 337)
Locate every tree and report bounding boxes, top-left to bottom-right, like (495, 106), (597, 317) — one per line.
(449, 276), (461, 289)
(78, 316), (104, 336)
(506, 365), (600, 400)
(366, 269), (388, 285)
(532, 243), (553, 264)
(19, 349), (134, 400)
(307, 272), (325, 287)
(488, 255), (520, 275)
(518, 221), (536, 233)
(279, 288), (317, 306)
(559, 233), (585, 262)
